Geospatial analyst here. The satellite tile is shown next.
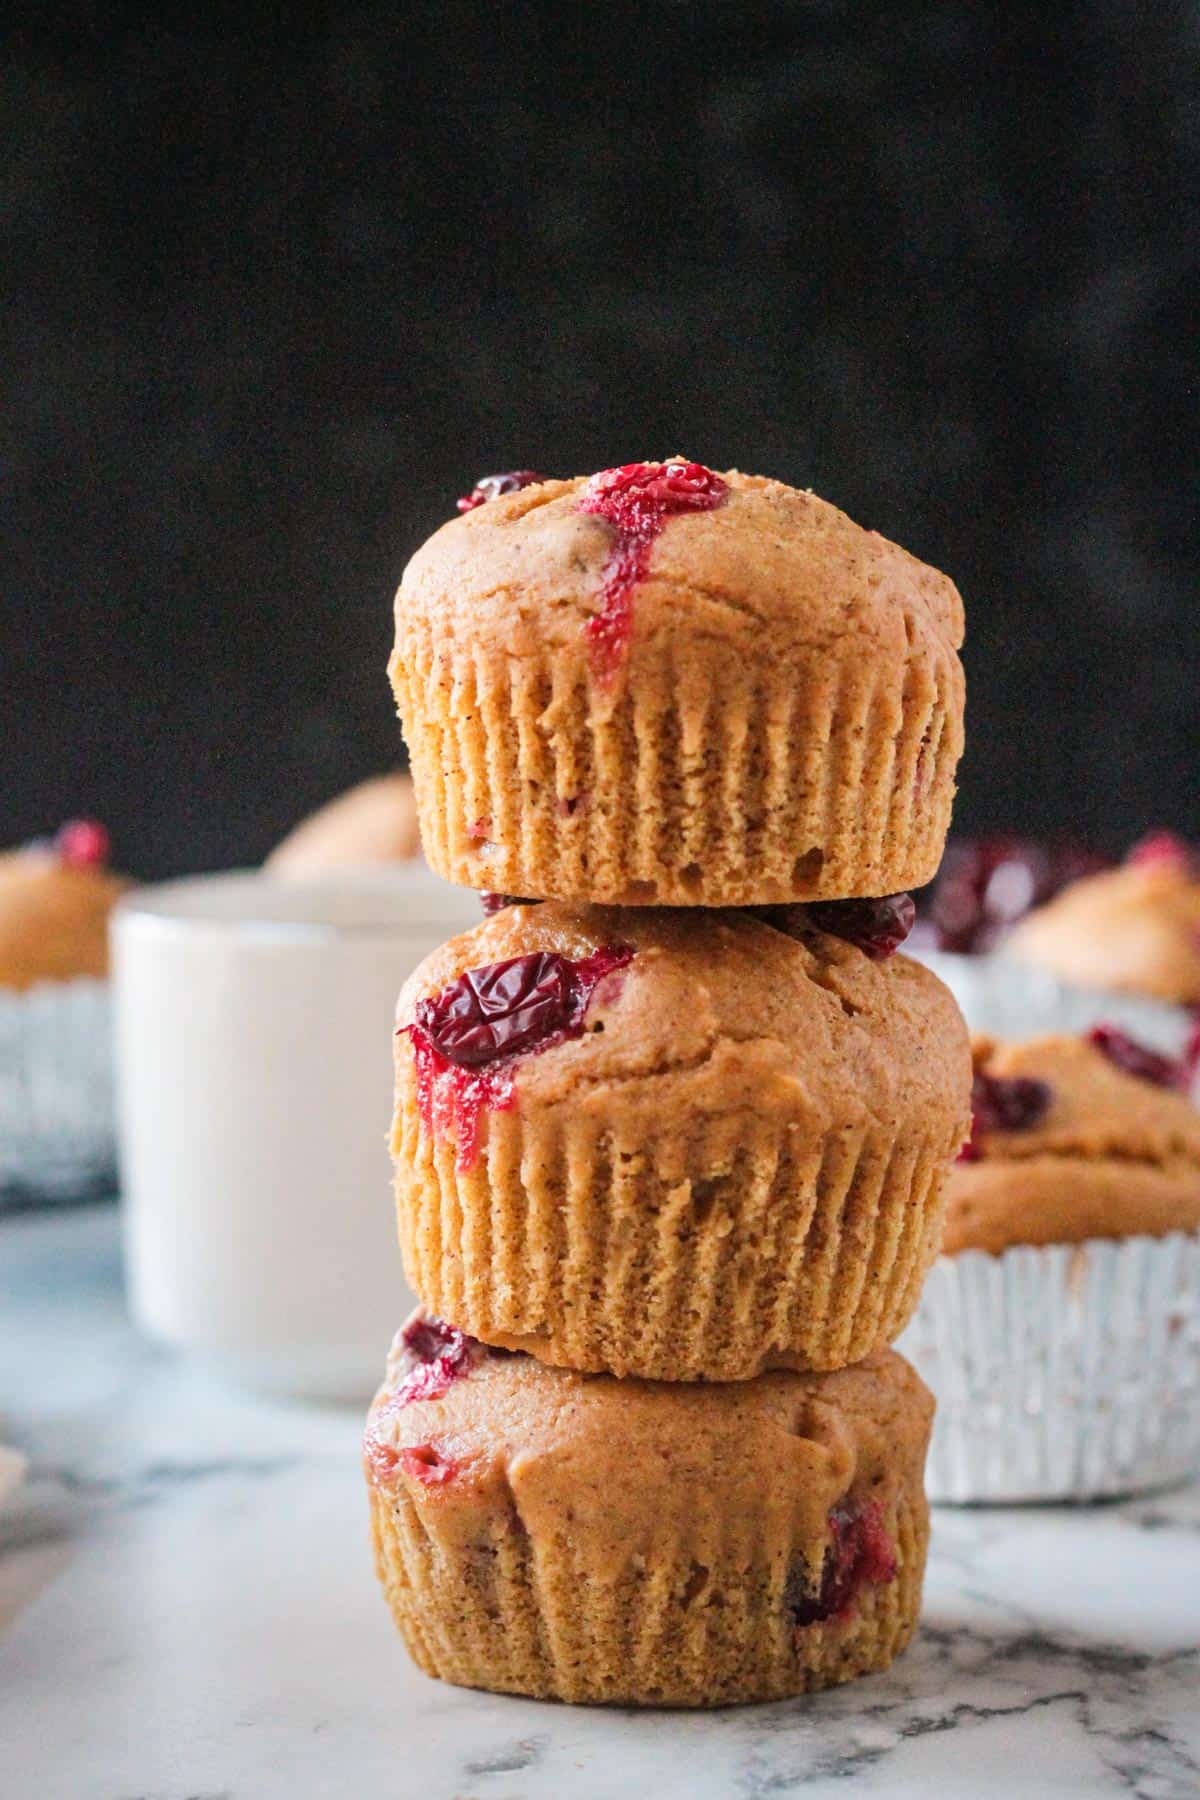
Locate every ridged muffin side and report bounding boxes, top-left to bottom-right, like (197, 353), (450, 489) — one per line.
(366, 1329), (933, 1706)
(390, 469), (965, 906)
(391, 903), (971, 1380)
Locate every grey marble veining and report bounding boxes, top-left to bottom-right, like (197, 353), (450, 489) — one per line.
(1, 1206), (1198, 1799)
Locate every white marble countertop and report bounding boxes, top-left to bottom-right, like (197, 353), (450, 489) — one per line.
(1, 1205), (1197, 1799)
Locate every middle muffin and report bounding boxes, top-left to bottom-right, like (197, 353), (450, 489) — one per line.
(392, 900), (971, 1381)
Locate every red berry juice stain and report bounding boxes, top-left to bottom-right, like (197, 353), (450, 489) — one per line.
(577, 461), (728, 680)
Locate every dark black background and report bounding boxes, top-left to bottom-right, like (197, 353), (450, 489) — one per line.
(5, 3), (1198, 879)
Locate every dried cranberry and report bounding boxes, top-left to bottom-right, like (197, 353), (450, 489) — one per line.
(1126, 830), (1195, 874)
(578, 461), (729, 679)
(456, 470), (544, 513)
(402, 944), (634, 1169)
(479, 892), (538, 915)
(395, 1314), (478, 1405)
(1087, 1025), (1184, 1090)
(417, 952), (583, 1067)
(804, 894), (916, 961)
(788, 1498), (896, 1628)
(55, 818), (110, 869)
(926, 837), (1110, 954)
(750, 895), (915, 961)
(959, 1070), (1053, 1161)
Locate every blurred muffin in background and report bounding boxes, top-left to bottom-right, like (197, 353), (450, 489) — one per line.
(0, 821), (130, 1197)
(266, 773), (421, 875)
(0, 821), (128, 991)
(918, 835), (1111, 956)
(902, 1028), (1200, 1501)
(912, 833), (1194, 1064)
(1008, 831), (1200, 1006)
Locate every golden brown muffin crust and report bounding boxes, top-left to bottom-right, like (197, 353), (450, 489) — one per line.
(392, 903), (971, 1380)
(944, 1034), (1200, 1253)
(0, 848), (129, 990)
(1009, 860), (1200, 1005)
(396, 470), (965, 664)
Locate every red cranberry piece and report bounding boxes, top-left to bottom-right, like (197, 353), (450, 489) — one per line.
(414, 945), (632, 1070)
(1126, 830), (1194, 874)
(479, 892), (538, 915)
(928, 837), (1110, 954)
(959, 1070), (1053, 1161)
(750, 896), (915, 961)
(55, 818), (110, 869)
(1087, 1025), (1183, 1090)
(579, 459), (728, 535)
(398, 1444), (457, 1485)
(417, 953), (569, 1067)
(393, 1313), (480, 1404)
(457, 470), (544, 513)
(804, 894), (916, 961)
(788, 1498), (896, 1628)
(402, 944), (634, 1170)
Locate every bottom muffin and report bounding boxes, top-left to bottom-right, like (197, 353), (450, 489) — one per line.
(365, 1316), (932, 1707)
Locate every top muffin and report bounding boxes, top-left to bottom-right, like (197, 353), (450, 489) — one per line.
(0, 823), (128, 991)
(1008, 834), (1200, 1005)
(391, 461), (965, 907)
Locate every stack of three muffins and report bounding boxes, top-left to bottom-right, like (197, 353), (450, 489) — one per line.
(365, 462), (971, 1706)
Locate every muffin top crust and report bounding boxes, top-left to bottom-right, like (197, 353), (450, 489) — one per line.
(1008, 844), (1200, 1005)
(394, 463), (964, 674)
(0, 825), (129, 991)
(394, 900), (972, 1167)
(945, 1032), (1200, 1253)
(365, 1314), (932, 1583)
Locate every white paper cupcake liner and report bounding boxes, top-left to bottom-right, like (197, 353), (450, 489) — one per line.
(899, 1231), (1200, 1502)
(911, 949), (1193, 1060)
(0, 979), (116, 1200)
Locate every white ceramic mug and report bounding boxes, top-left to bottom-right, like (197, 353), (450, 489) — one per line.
(112, 868), (481, 1400)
